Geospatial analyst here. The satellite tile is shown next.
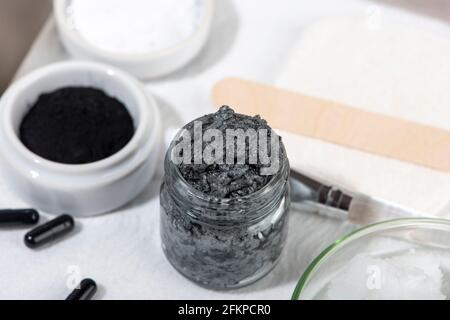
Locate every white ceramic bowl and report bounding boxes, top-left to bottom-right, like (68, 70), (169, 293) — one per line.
(53, 0), (214, 79)
(0, 61), (161, 217)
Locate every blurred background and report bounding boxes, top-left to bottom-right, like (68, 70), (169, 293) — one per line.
(0, 0), (51, 93)
(0, 0), (449, 94)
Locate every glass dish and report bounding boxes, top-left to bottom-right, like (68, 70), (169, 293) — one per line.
(160, 128), (291, 289)
(292, 218), (450, 300)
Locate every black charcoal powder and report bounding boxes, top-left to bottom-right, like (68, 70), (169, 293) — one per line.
(19, 87), (134, 164)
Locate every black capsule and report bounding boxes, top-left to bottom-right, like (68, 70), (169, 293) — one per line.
(0, 209), (40, 226)
(66, 279), (97, 301)
(24, 214), (75, 248)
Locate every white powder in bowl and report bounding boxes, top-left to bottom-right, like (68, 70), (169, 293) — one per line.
(67, 0), (207, 55)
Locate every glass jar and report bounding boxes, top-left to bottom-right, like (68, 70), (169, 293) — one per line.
(160, 140), (291, 289)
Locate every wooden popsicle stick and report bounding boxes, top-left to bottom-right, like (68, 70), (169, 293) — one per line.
(212, 77), (450, 173)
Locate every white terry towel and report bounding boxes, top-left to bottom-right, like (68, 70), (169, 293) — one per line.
(276, 16), (450, 218)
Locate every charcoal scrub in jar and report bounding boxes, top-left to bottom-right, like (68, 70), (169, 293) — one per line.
(160, 106), (290, 289)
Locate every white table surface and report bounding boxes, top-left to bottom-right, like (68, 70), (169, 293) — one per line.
(1, 0), (449, 300)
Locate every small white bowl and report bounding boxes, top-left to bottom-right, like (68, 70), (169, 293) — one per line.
(53, 0), (214, 79)
(0, 61), (162, 217)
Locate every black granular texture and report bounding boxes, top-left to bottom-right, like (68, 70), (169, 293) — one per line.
(178, 106), (284, 198)
(161, 106), (290, 289)
(19, 87), (134, 164)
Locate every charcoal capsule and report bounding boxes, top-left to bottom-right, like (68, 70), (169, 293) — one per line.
(66, 278), (97, 301)
(0, 209), (40, 226)
(24, 214), (75, 248)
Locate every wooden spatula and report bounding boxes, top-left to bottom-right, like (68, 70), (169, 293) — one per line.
(212, 77), (450, 173)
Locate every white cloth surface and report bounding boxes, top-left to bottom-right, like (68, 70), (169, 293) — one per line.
(0, 0), (449, 299)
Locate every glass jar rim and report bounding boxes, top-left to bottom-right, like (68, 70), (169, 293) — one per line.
(164, 135), (290, 224)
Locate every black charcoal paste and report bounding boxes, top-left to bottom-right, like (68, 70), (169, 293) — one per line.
(160, 106), (290, 289)
(20, 87), (134, 164)
(178, 106), (277, 198)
